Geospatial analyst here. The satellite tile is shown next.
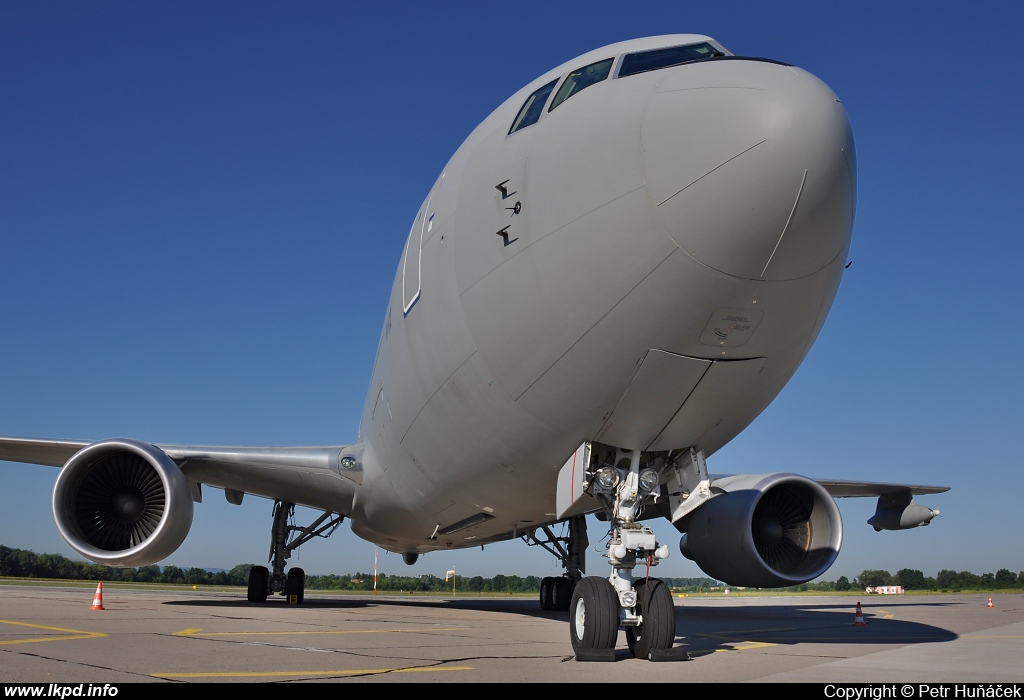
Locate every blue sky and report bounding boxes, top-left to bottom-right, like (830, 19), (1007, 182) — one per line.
(2, 1), (1022, 582)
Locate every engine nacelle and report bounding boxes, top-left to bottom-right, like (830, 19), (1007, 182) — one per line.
(679, 473), (842, 588)
(53, 439), (194, 567)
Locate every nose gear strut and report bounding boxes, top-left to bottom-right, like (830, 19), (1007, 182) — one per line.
(568, 444), (691, 661)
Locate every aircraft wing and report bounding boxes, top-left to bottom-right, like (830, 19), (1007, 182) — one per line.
(705, 472), (949, 498)
(0, 437), (90, 467)
(0, 437), (363, 512)
(814, 479), (950, 498)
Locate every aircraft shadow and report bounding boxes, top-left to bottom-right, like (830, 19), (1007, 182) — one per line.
(163, 597), (374, 609)
(162, 595), (958, 657)
(161, 593), (565, 614)
(676, 601), (958, 657)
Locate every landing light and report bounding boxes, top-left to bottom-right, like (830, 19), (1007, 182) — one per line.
(596, 466), (620, 489)
(639, 468), (660, 493)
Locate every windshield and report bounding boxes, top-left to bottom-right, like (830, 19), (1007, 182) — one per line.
(549, 58), (614, 112)
(509, 79), (558, 134)
(619, 42), (723, 77)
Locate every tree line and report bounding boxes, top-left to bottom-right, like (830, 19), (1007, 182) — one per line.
(743, 567), (1024, 593)
(2, 546), (1019, 592)
(845, 568), (1023, 591)
(0, 545), (717, 592)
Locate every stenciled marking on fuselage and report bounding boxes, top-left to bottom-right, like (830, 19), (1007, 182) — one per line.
(495, 179), (517, 199)
(495, 225), (518, 247)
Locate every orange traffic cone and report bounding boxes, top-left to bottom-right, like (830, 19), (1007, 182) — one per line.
(90, 582), (105, 611)
(987, 596), (994, 608)
(854, 601), (867, 626)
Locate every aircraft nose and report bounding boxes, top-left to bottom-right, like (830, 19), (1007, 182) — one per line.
(643, 60), (856, 280)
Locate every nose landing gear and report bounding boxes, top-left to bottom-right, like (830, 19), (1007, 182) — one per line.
(569, 445), (691, 661)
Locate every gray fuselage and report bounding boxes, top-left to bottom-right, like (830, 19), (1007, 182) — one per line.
(350, 35), (855, 555)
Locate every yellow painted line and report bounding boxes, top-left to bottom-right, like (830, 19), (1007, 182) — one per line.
(174, 628), (203, 636)
(696, 626), (798, 638)
(875, 609), (894, 619)
(152, 665), (474, 678)
(714, 640), (777, 652)
(696, 626), (800, 638)
(0, 619), (107, 646)
(173, 626), (465, 638)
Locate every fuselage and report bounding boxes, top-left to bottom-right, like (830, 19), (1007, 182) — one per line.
(350, 35), (855, 554)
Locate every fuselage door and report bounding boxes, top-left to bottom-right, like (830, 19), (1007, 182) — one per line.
(402, 196), (431, 313)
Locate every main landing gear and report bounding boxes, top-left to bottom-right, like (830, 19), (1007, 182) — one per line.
(525, 514), (587, 612)
(567, 446), (688, 661)
(246, 500), (344, 604)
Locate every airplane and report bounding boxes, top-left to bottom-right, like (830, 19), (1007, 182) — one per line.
(0, 34), (946, 661)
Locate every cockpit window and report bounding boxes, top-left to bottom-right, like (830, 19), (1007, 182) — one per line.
(619, 42), (724, 77)
(549, 58), (614, 112)
(509, 79), (558, 134)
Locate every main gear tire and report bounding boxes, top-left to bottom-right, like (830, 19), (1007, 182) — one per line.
(540, 576), (553, 610)
(551, 577), (573, 612)
(247, 565), (269, 603)
(286, 567), (305, 604)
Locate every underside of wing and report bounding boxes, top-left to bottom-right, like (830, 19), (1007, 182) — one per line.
(815, 478), (948, 532)
(0, 436), (365, 513)
(815, 479), (950, 498)
(1, 435), (366, 567)
(163, 444), (364, 512)
(0, 437), (91, 467)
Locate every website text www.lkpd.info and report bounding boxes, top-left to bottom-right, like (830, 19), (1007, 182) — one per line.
(4, 686), (117, 698)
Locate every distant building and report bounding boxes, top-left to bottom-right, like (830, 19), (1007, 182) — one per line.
(865, 585), (904, 595)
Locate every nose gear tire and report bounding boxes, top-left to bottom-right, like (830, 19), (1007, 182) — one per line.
(626, 578), (676, 659)
(570, 576), (619, 653)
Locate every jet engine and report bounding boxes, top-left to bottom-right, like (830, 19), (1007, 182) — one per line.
(52, 439), (193, 567)
(678, 473), (842, 588)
